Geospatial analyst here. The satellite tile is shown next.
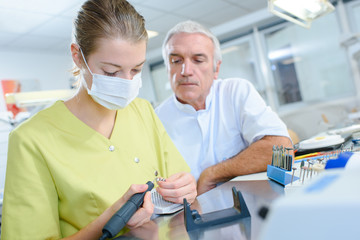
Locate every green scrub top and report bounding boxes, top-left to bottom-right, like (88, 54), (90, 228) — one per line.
(1, 98), (190, 239)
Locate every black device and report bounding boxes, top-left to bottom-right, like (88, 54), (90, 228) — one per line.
(99, 181), (154, 240)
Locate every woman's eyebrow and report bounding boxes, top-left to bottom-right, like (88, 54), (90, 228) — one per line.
(100, 59), (146, 68)
(100, 61), (121, 67)
(136, 59), (146, 67)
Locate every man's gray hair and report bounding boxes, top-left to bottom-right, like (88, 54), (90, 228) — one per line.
(162, 20), (222, 70)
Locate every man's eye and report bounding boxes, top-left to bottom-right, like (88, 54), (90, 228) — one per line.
(171, 58), (182, 64)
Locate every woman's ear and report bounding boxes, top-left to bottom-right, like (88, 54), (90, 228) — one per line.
(71, 43), (82, 68)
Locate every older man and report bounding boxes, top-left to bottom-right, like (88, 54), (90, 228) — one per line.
(155, 20), (292, 195)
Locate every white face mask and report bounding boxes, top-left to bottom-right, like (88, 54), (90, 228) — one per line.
(80, 49), (142, 110)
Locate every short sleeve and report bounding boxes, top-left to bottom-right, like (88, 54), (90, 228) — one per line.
(1, 129), (61, 240)
(236, 80), (289, 143)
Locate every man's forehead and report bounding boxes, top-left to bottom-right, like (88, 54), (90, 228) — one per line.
(167, 33), (213, 55)
(169, 32), (212, 44)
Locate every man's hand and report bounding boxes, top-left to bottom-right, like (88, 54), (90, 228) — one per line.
(156, 172), (197, 204)
(196, 166), (217, 195)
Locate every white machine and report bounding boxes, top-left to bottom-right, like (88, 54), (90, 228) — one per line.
(259, 153), (360, 240)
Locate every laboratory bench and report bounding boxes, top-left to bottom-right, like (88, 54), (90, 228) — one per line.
(120, 173), (281, 240)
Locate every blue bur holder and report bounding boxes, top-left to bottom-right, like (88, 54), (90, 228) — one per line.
(267, 165), (299, 186)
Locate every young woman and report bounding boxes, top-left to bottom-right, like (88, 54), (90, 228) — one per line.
(1, 0), (196, 239)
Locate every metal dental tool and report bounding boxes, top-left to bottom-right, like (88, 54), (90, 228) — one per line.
(291, 167), (297, 185)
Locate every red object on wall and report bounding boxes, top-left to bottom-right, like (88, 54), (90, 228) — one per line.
(1, 79), (23, 117)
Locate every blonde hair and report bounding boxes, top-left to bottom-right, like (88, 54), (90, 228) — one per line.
(72, 0), (148, 77)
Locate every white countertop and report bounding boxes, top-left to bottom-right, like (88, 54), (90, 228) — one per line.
(230, 171), (268, 181)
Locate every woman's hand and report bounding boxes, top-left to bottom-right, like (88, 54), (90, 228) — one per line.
(156, 172), (197, 204)
(110, 184), (154, 229)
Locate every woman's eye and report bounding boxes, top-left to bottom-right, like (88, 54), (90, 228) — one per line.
(132, 69), (141, 74)
(104, 71), (117, 77)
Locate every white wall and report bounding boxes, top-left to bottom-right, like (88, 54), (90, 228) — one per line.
(0, 50), (73, 91)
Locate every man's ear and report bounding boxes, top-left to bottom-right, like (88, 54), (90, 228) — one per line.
(214, 60), (222, 79)
(71, 43), (82, 69)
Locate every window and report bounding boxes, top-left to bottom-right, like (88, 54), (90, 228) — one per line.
(219, 37), (266, 100)
(262, 12), (355, 107)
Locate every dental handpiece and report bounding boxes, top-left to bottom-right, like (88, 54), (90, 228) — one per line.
(99, 181), (154, 240)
